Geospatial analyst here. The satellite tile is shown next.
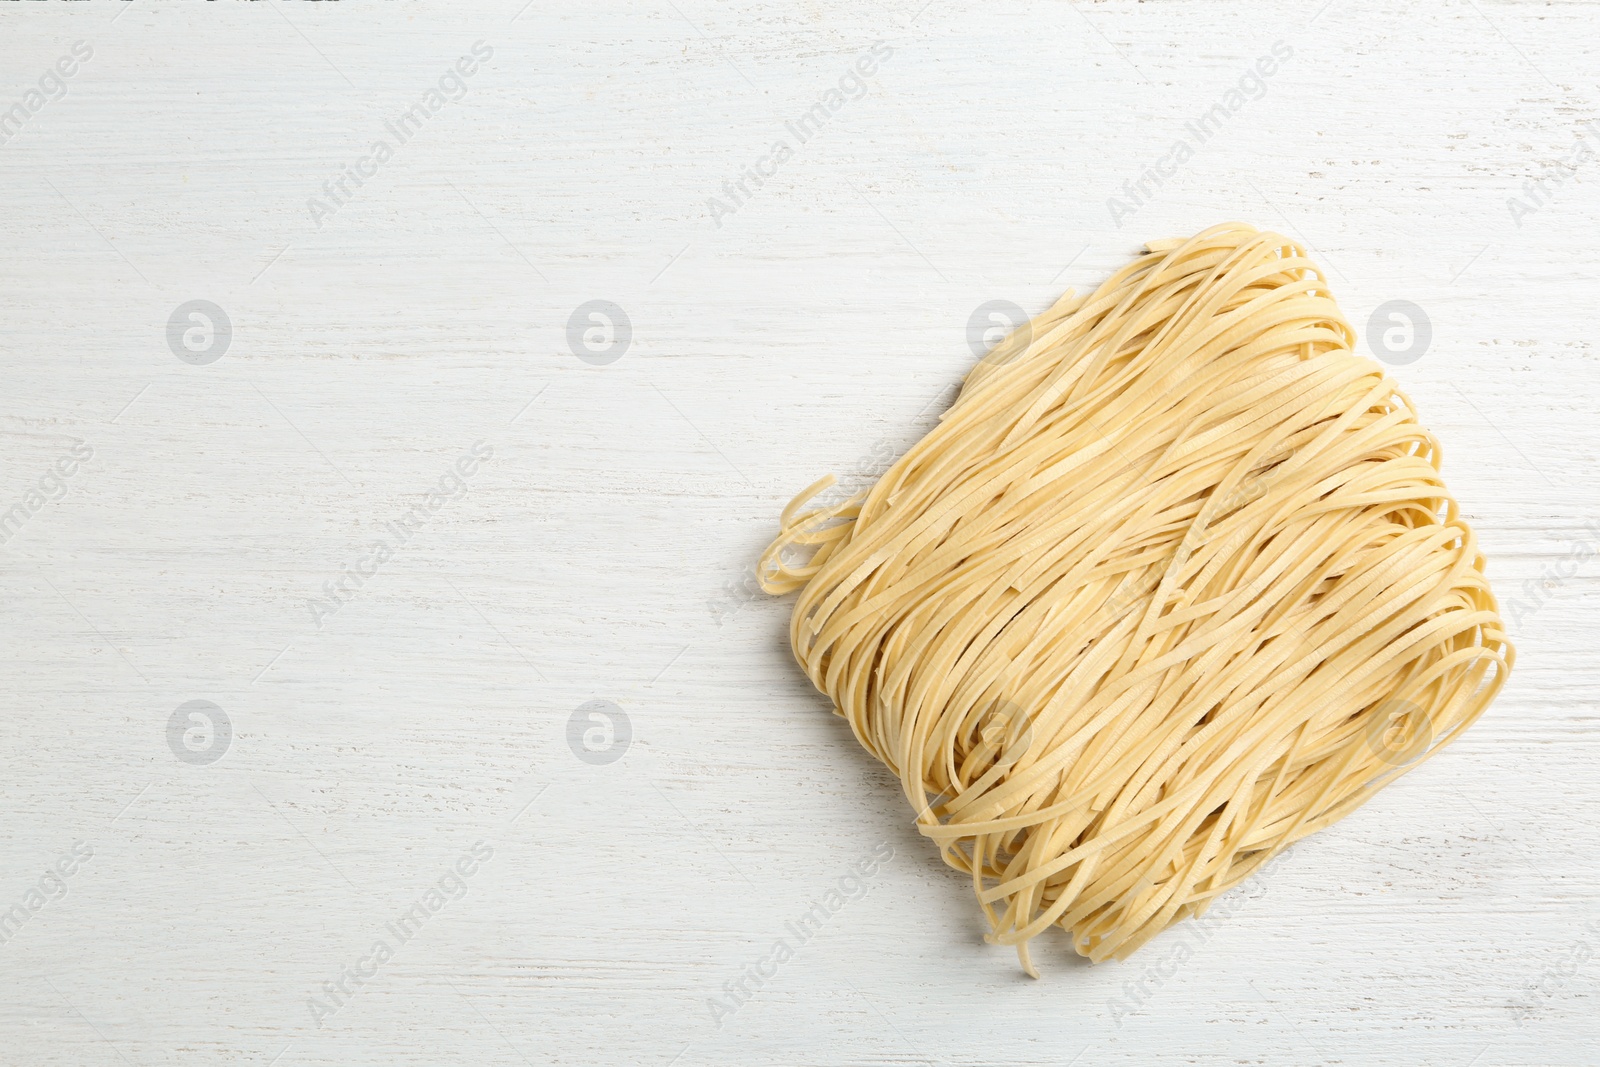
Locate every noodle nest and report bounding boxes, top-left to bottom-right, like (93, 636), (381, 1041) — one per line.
(759, 222), (1513, 970)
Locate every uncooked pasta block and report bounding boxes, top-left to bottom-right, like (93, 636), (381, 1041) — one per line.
(759, 222), (1513, 972)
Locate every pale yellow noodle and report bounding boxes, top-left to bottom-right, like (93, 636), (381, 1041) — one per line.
(758, 222), (1513, 972)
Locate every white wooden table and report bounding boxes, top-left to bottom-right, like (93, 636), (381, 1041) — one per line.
(2, 2), (1596, 1064)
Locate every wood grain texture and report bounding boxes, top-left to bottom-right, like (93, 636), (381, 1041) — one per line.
(0, 1), (1595, 1064)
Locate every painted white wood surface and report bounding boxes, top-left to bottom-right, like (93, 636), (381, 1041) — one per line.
(1, 1), (1596, 1064)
